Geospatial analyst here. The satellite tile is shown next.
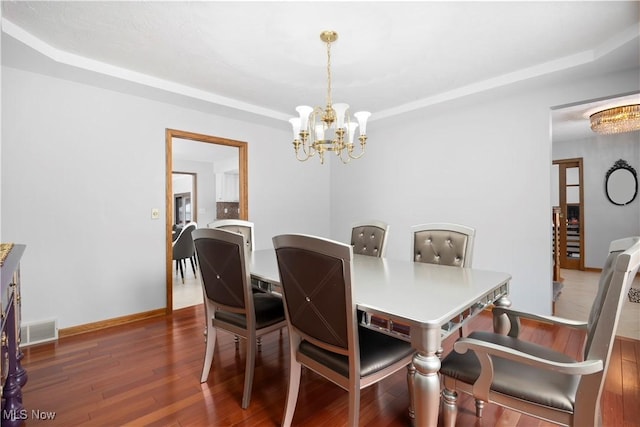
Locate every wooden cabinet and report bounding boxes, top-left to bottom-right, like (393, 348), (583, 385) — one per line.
(1, 244), (27, 426)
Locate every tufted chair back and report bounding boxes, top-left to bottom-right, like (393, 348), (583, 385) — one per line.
(208, 219), (255, 251)
(350, 220), (389, 258)
(411, 223), (475, 267)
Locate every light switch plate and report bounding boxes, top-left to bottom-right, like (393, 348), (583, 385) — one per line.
(151, 208), (160, 219)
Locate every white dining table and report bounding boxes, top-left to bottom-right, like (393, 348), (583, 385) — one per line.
(249, 249), (512, 427)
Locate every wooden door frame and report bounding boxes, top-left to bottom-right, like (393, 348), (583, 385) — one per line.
(553, 157), (585, 270)
(165, 129), (248, 313)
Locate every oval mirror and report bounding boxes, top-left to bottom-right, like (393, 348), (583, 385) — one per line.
(605, 159), (638, 206)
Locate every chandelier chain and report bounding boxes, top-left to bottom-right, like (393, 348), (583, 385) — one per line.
(326, 40), (332, 107)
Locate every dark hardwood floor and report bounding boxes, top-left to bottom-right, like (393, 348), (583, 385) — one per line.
(18, 305), (640, 426)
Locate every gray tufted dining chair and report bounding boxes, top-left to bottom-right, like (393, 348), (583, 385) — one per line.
(405, 223), (477, 419)
(273, 234), (415, 427)
(207, 219), (255, 252)
(352, 220), (391, 333)
(439, 236), (640, 427)
(193, 228), (286, 409)
(410, 222), (476, 338)
(350, 220), (389, 258)
(411, 223), (475, 268)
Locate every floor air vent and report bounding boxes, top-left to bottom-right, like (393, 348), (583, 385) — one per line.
(20, 319), (58, 346)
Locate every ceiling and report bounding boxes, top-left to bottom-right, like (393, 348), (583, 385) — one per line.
(2, 1), (639, 142)
(552, 92), (640, 142)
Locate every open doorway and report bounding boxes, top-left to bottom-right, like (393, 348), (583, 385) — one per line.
(551, 92), (639, 271)
(552, 158), (584, 270)
(165, 129), (248, 313)
(172, 172), (197, 227)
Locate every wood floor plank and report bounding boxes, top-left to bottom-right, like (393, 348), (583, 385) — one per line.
(605, 339), (623, 392)
(602, 389), (625, 427)
(622, 356), (640, 426)
(17, 305), (640, 426)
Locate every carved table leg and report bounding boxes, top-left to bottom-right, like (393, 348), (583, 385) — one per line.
(406, 362), (415, 422)
(441, 387), (458, 427)
(410, 350), (441, 427)
(492, 295), (512, 335)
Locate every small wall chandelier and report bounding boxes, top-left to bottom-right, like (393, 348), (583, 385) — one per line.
(590, 104), (640, 135)
(289, 31), (370, 164)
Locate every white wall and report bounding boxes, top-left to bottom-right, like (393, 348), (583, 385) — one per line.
(553, 132), (640, 267)
(329, 68), (640, 315)
(1, 65), (330, 328)
(2, 55), (638, 328)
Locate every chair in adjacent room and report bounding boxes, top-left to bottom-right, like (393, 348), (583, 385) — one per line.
(273, 233), (415, 426)
(439, 236), (640, 427)
(172, 223), (183, 242)
(411, 222), (475, 267)
(193, 228), (286, 409)
(350, 220), (389, 258)
(172, 221), (198, 284)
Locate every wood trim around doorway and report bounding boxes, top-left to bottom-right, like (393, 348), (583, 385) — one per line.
(165, 128), (248, 313)
(553, 157), (585, 271)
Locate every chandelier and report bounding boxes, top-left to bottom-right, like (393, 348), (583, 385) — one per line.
(590, 104), (640, 135)
(289, 31), (370, 164)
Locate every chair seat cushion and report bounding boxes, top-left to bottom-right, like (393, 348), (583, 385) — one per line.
(299, 326), (414, 378)
(440, 331), (580, 412)
(215, 293), (285, 329)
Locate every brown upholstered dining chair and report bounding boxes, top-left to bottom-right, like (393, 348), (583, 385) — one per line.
(439, 236), (640, 427)
(207, 218), (273, 294)
(273, 234), (415, 427)
(350, 220), (389, 258)
(172, 221), (198, 284)
(411, 222), (475, 267)
(192, 228), (286, 409)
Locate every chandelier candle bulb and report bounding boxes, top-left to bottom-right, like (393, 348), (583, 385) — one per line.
(346, 122), (359, 144)
(332, 103), (349, 129)
(296, 106), (313, 130)
(289, 118), (301, 141)
(354, 111), (371, 135)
